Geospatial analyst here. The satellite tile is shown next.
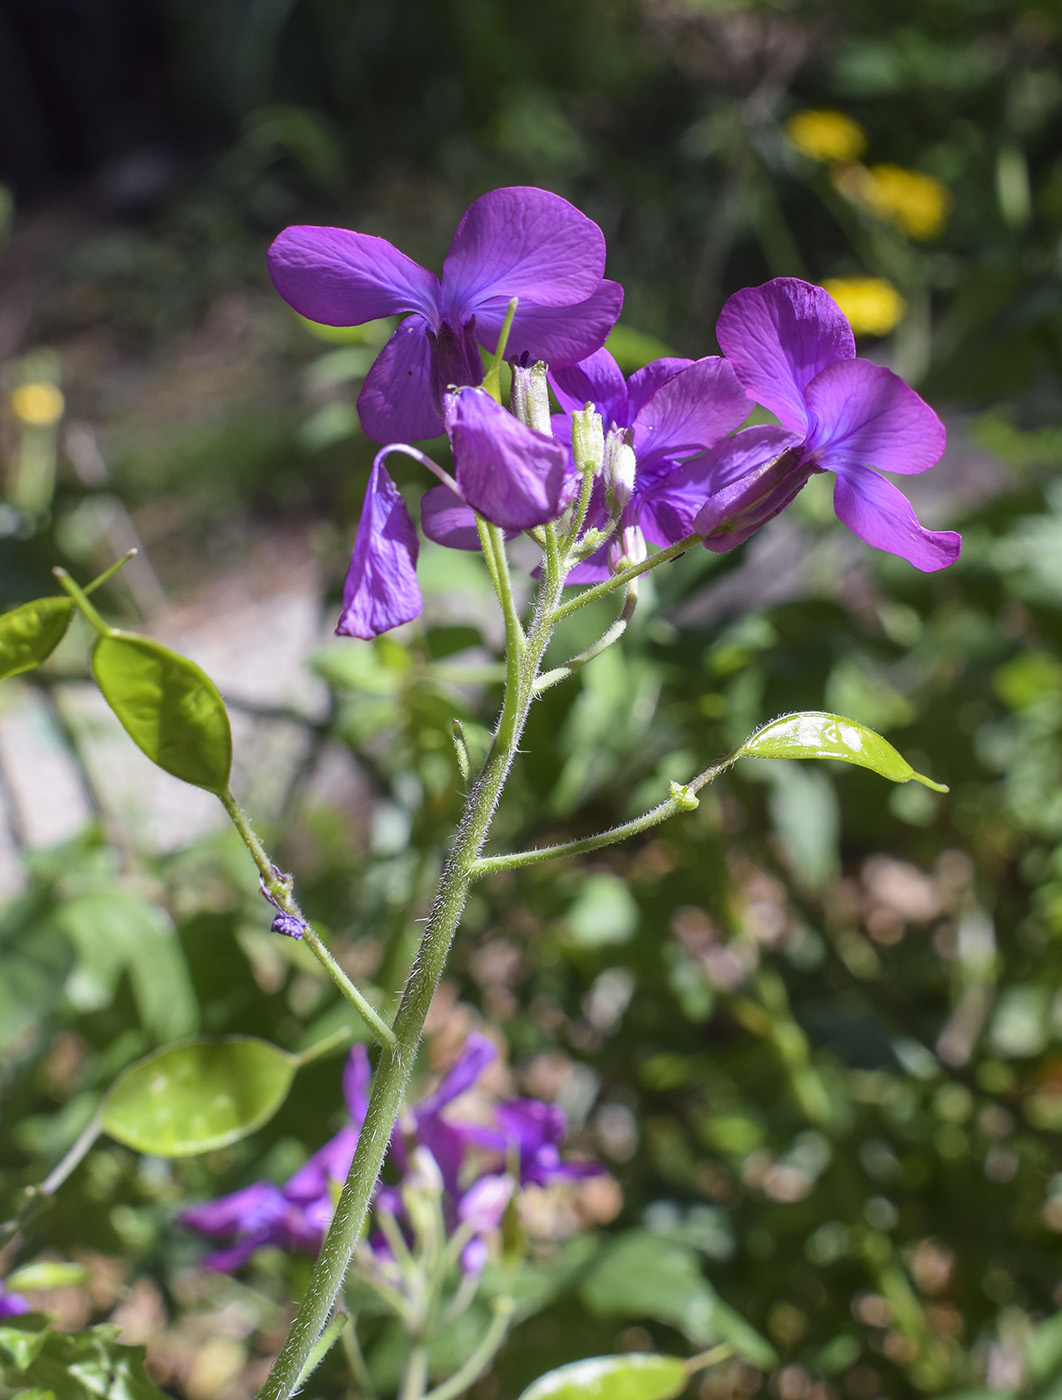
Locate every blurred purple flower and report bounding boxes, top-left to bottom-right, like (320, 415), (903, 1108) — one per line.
(684, 279), (961, 571)
(0, 1283), (29, 1317)
(181, 1035), (597, 1276)
(268, 187), (623, 443)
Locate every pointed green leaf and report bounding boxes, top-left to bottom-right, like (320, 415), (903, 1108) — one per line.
(100, 1036), (296, 1157)
(518, 1355), (688, 1400)
(91, 634), (232, 795)
(738, 712), (947, 792)
(0, 597), (74, 680)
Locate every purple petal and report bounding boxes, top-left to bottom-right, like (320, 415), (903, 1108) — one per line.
(447, 390), (576, 532)
(420, 484), (483, 550)
(357, 318), (443, 444)
(494, 1098), (567, 1155)
(716, 279), (856, 434)
(833, 469), (962, 571)
(461, 1237), (489, 1275)
(336, 456), (422, 640)
(565, 539), (614, 584)
(693, 444), (818, 551)
(418, 1033), (496, 1116)
(626, 358), (694, 420)
(804, 358), (946, 475)
(285, 1126), (358, 1203)
(201, 1239), (271, 1273)
(343, 1044), (372, 1126)
(0, 1289), (30, 1317)
(413, 1117), (468, 1199)
(268, 226), (440, 326)
(632, 357), (750, 469)
(549, 348), (629, 424)
(458, 1174), (514, 1233)
(179, 1181), (288, 1238)
(476, 281), (625, 368)
(638, 426), (798, 546)
(442, 187), (606, 321)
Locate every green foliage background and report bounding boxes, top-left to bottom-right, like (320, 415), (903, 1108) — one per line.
(2, 1), (1062, 1397)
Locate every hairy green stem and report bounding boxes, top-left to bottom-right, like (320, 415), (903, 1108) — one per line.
(534, 583), (638, 695)
(551, 531), (702, 623)
(257, 540), (568, 1400)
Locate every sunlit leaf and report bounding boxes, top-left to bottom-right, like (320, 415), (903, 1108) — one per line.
(738, 711), (947, 791)
(0, 1319), (169, 1400)
(517, 1354), (688, 1400)
(100, 1036), (296, 1156)
(91, 634), (232, 795)
(0, 597), (74, 680)
(6, 1263), (89, 1293)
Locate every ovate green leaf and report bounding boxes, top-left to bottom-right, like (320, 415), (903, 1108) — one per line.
(738, 712), (947, 792)
(0, 597), (74, 680)
(518, 1355), (688, 1400)
(100, 1036), (295, 1156)
(91, 634), (232, 794)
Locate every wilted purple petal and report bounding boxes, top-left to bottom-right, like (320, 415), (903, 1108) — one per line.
(632, 357), (749, 469)
(442, 187), (606, 320)
(446, 390), (576, 532)
(458, 1174), (514, 1233)
(833, 469), (962, 571)
(804, 358), (946, 475)
(716, 279), (855, 434)
(550, 347), (630, 422)
(420, 484), (483, 550)
(268, 226), (440, 326)
(357, 318), (442, 444)
(336, 456), (422, 640)
(475, 281), (624, 368)
(693, 445), (819, 552)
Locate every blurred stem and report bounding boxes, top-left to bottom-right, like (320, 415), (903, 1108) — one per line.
(258, 509), (571, 1400)
(220, 790), (396, 1049)
(398, 1345), (430, 1400)
(341, 1317), (378, 1400)
(424, 1298), (515, 1400)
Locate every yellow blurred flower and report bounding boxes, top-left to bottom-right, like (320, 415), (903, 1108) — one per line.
(784, 109), (867, 165)
(837, 163), (950, 240)
(10, 381), (64, 427)
(821, 277), (907, 336)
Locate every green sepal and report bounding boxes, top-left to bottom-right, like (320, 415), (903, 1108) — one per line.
(738, 711), (947, 792)
(517, 1354), (688, 1400)
(91, 633), (233, 795)
(100, 1035), (296, 1157)
(0, 597), (74, 680)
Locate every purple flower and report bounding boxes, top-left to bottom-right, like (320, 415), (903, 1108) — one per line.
(686, 279), (961, 571)
(336, 392), (574, 639)
(268, 187), (623, 443)
(181, 1036), (598, 1277)
(547, 348), (750, 581)
(0, 1284), (29, 1317)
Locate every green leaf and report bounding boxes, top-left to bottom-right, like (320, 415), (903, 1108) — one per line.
(91, 634), (232, 795)
(517, 1355), (688, 1400)
(0, 597), (74, 680)
(0, 1320), (169, 1400)
(100, 1036), (296, 1156)
(738, 711), (947, 792)
(6, 1263), (90, 1293)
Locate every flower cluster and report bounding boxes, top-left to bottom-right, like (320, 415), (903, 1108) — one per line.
(267, 186), (959, 640)
(180, 1036), (596, 1277)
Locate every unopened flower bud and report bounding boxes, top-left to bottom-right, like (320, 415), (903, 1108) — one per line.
(570, 406), (604, 477)
(510, 359), (552, 436)
(609, 525), (647, 575)
(603, 428), (636, 514)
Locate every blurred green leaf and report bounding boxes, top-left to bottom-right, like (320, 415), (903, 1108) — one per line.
(739, 712), (947, 791)
(100, 1035), (296, 1156)
(6, 1263), (90, 1293)
(91, 634), (233, 795)
(0, 597), (74, 680)
(0, 1319), (168, 1400)
(517, 1354), (688, 1400)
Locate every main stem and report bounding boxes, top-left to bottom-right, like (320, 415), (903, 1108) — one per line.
(258, 560), (566, 1400)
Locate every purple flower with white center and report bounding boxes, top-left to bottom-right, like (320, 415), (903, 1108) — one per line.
(268, 187), (623, 443)
(547, 347), (751, 581)
(336, 390), (575, 639)
(684, 278), (961, 571)
(181, 1034), (597, 1277)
